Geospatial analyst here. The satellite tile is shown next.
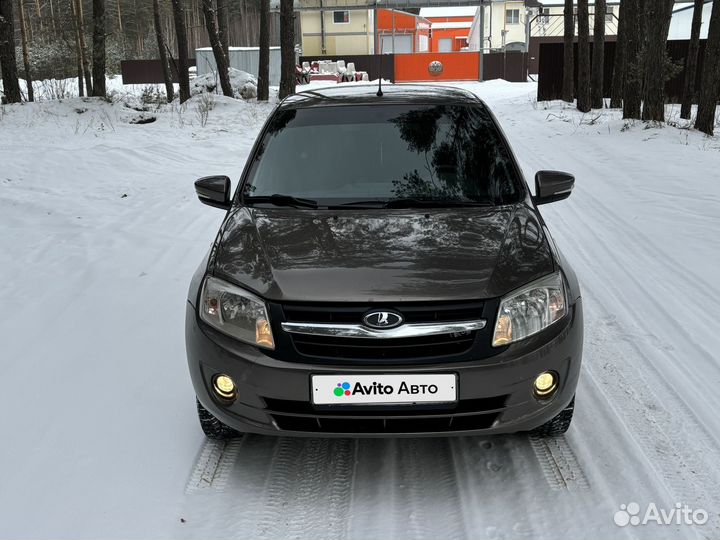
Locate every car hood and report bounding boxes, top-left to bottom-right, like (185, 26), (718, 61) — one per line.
(212, 205), (554, 303)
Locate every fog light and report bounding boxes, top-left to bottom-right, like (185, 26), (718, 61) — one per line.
(534, 371), (558, 398)
(213, 374), (236, 399)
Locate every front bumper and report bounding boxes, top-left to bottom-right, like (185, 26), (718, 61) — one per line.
(185, 300), (583, 437)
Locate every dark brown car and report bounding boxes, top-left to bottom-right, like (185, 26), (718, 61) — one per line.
(186, 84), (582, 439)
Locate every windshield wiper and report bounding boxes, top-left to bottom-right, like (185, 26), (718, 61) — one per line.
(333, 198), (494, 209)
(384, 198), (493, 209)
(244, 194), (318, 209)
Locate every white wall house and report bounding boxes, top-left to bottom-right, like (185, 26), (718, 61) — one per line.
(669, 1), (713, 40)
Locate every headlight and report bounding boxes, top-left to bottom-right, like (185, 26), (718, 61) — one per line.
(200, 276), (275, 349)
(492, 272), (567, 347)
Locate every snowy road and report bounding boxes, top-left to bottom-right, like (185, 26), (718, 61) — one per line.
(1, 82), (719, 539)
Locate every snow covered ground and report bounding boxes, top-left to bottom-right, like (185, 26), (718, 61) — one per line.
(1, 80), (719, 539)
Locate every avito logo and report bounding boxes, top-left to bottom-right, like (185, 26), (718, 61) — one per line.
(333, 380), (439, 397)
(334, 382), (352, 396)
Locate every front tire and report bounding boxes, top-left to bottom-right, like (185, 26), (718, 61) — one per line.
(531, 397), (574, 437)
(197, 399), (243, 440)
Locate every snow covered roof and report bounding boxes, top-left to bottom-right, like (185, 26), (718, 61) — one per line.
(419, 6), (478, 18)
(431, 21), (473, 29)
(536, 0), (622, 5)
(196, 46), (281, 51)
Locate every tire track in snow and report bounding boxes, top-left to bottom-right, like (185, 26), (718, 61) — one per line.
(185, 439), (243, 493)
(528, 434), (590, 492)
(392, 438), (466, 540)
(547, 208), (720, 525)
(252, 437), (354, 539)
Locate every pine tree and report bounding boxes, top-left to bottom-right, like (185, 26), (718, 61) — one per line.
(623, 0), (644, 119)
(695, 0), (720, 135)
(257, 0), (269, 101)
(576, 0), (591, 112)
(680, 0), (705, 120)
(171, 0), (190, 103)
(609, 0), (626, 108)
(0, 0), (22, 102)
(641, 0), (675, 122)
(278, 0), (294, 99)
(217, 0), (228, 60)
(591, 0), (605, 109)
(91, 0), (106, 97)
(561, 0), (574, 103)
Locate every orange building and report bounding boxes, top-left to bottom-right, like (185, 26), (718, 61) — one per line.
(376, 9), (431, 53)
(419, 6), (478, 52)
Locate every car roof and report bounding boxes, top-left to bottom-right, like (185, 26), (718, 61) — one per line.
(280, 83), (486, 109)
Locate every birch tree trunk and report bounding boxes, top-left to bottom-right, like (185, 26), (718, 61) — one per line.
(73, 0), (93, 94)
(201, 0), (232, 97)
(153, 0), (174, 102)
(17, 0), (33, 101)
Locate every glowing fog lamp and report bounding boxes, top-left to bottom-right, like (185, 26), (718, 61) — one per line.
(533, 371), (558, 398)
(213, 374), (237, 400)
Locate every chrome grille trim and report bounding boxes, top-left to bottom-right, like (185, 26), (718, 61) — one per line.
(281, 320), (486, 339)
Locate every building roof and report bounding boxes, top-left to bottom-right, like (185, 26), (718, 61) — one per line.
(419, 6), (479, 18)
(431, 21), (474, 29)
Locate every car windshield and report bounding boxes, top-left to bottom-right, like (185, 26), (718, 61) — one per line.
(241, 103), (523, 206)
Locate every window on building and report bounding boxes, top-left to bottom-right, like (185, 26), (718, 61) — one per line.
(605, 6), (614, 22)
(438, 38), (453, 52)
(333, 11), (349, 24)
(506, 9), (520, 24)
(539, 7), (550, 24)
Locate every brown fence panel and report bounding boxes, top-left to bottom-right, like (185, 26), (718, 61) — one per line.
(120, 59), (196, 85)
(483, 52), (528, 83)
(538, 39), (708, 103)
(299, 54), (395, 83)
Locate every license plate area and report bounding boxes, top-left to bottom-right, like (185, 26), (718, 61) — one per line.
(311, 374), (457, 405)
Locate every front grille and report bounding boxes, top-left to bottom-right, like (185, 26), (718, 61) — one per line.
(280, 300), (485, 361)
(291, 332), (476, 360)
(282, 301), (484, 324)
(271, 413), (499, 433)
(264, 393), (507, 433)
(263, 394), (508, 415)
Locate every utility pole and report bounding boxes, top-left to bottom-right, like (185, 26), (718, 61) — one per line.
(478, 2), (485, 82)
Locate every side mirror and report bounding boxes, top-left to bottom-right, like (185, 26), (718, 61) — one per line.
(533, 170), (575, 205)
(195, 175), (231, 210)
